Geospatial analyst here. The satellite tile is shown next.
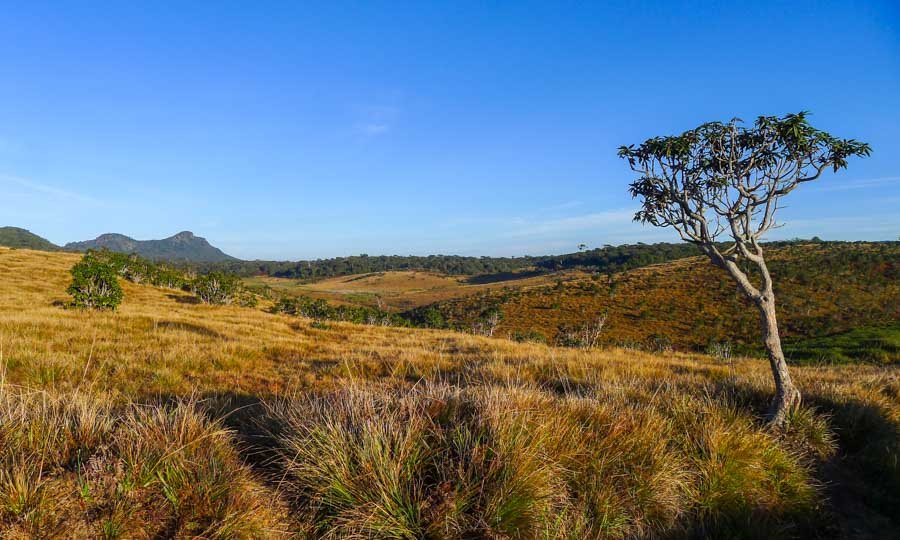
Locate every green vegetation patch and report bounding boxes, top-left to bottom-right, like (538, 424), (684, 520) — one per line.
(784, 324), (900, 365)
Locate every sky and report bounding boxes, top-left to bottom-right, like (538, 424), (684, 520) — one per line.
(1, 1), (898, 260)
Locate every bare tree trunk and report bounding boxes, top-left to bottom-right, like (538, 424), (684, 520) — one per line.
(718, 253), (801, 426)
(757, 295), (800, 426)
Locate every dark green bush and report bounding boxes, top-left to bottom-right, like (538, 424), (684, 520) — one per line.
(67, 252), (124, 310)
(272, 295), (408, 326)
(191, 272), (241, 305)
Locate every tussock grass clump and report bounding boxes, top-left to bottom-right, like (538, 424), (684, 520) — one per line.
(0, 387), (290, 539)
(271, 383), (822, 538)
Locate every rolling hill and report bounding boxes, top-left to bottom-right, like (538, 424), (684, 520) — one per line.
(0, 245), (897, 537)
(0, 226), (59, 251)
(65, 230), (236, 262)
(416, 242), (899, 361)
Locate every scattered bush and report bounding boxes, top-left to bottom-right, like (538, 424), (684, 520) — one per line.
(272, 295), (408, 326)
(191, 272), (241, 305)
(67, 252), (124, 310)
(647, 333), (674, 353)
(91, 250), (187, 289)
(472, 305), (503, 336)
(511, 330), (548, 344)
(556, 312), (608, 348)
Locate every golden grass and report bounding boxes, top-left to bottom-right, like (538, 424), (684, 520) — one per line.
(246, 269), (584, 311)
(1, 247), (898, 537)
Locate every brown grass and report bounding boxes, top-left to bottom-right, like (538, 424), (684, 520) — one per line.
(1, 247), (898, 538)
(431, 243), (899, 351)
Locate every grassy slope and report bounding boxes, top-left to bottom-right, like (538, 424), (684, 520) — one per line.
(246, 269), (582, 311)
(426, 243), (899, 360)
(1, 247), (898, 537)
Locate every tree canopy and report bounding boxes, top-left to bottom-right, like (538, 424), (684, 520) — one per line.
(618, 112), (871, 273)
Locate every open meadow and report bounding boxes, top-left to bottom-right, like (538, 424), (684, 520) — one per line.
(1, 246), (898, 538)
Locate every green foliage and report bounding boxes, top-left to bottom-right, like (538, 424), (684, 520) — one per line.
(67, 252), (124, 310)
(272, 296), (409, 326)
(191, 272), (241, 305)
(204, 253), (540, 279)
(620, 113), (871, 227)
(89, 250), (257, 307)
(92, 251), (188, 289)
(784, 324), (899, 365)
(511, 330), (548, 344)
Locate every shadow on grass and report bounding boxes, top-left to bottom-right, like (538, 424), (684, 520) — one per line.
(710, 378), (900, 538)
(803, 392), (900, 533)
(464, 269), (546, 285)
(155, 320), (223, 338)
(135, 378), (899, 539)
(166, 293), (200, 305)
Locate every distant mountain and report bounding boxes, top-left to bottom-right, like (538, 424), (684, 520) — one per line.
(0, 227), (60, 251)
(65, 231), (237, 262)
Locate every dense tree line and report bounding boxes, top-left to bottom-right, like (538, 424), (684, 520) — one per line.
(196, 239), (836, 281)
(198, 254), (539, 279)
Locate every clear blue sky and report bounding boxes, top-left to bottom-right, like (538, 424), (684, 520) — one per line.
(2, 1), (898, 259)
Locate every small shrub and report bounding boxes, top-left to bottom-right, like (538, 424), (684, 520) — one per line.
(556, 312), (607, 348)
(511, 330), (547, 344)
(191, 272), (241, 305)
(67, 252), (124, 310)
(647, 333), (673, 353)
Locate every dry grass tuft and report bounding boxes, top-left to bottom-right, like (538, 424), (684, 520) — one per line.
(0, 387), (291, 538)
(269, 383), (830, 538)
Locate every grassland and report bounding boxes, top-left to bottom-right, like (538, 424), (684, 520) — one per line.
(1, 247), (898, 538)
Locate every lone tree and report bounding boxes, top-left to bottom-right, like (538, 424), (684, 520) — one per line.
(618, 112), (870, 425)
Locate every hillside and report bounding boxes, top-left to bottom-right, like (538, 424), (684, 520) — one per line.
(0, 226), (59, 251)
(65, 230), (236, 262)
(0, 246), (898, 537)
(418, 242), (899, 361)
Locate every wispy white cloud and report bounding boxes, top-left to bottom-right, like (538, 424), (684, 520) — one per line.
(784, 214), (899, 236)
(506, 208), (637, 238)
(351, 103), (399, 138)
(0, 174), (102, 205)
(813, 176), (900, 192)
(354, 123), (390, 136)
(538, 200), (583, 213)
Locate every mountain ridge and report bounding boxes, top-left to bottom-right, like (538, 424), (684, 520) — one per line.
(64, 231), (236, 262)
(0, 226), (60, 251)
